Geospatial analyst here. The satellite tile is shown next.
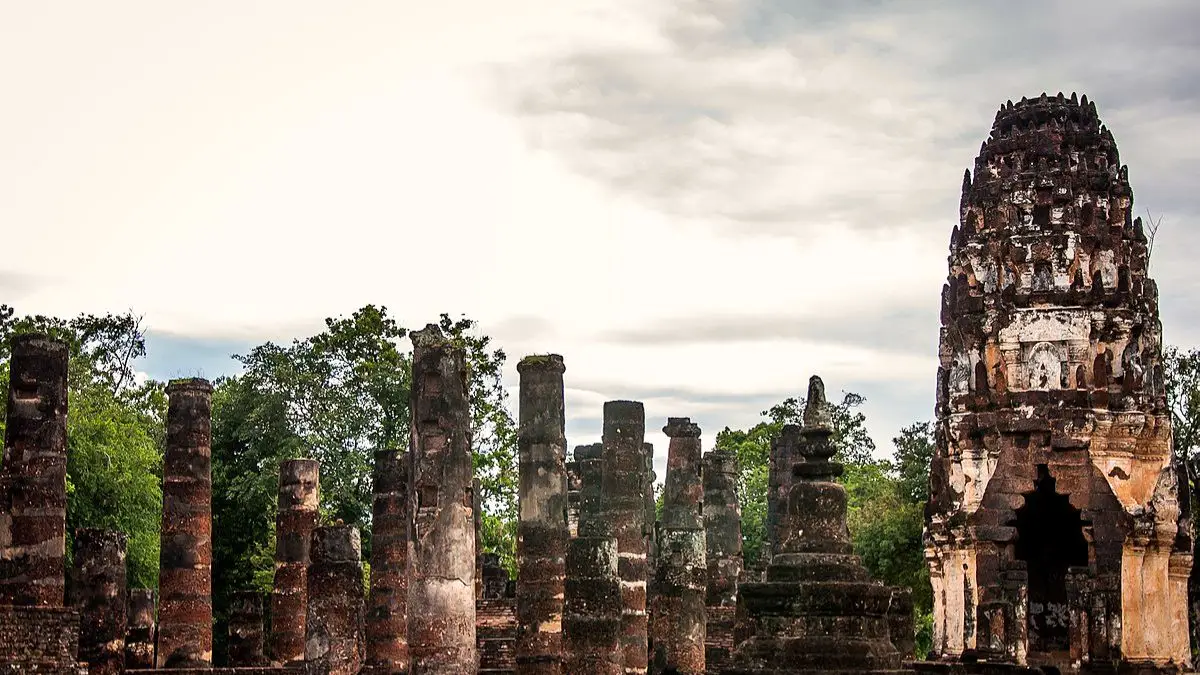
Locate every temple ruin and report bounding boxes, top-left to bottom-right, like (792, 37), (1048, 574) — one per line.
(0, 91), (1194, 675)
(925, 93), (1192, 672)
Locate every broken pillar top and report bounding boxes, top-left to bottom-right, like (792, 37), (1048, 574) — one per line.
(311, 525), (362, 563)
(516, 353), (565, 374)
(574, 442), (604, 460)
(604, 399), (644, 419)
(10, 332), (68, 354)
(410, 323), (446, 348)
(663, 417), (701, 438)
(166, 377), (213, 395)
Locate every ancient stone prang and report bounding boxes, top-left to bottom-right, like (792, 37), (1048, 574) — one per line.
(0, 334), (69, 608)
(125, 589), (156, 669)
(724, 376), (903, 675)
(365, 449), (409, 674)
(563, 442), (623, 675)
(515, 354), (569, 675)
(926, 93), (1191, 668)
(650, 418), (706, 675)
(306, 525), (365, 675)
(407, 324), (477, 674)
(270, 457), (320, 666)
(156, 377), (214, 668)
(73, 528), (127, 675)
(228, 590), (268, 667)
(603, 401), (650, 674)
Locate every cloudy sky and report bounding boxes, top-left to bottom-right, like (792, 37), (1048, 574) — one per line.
(3, 1), (1199, 476)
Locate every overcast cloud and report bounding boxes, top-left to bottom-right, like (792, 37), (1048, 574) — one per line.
(2, 1), (1198, 476)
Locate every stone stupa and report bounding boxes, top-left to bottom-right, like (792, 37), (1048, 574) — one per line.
(723, 375), (906, 675)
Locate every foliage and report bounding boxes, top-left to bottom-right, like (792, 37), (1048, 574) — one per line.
(0, 305), (165, 588)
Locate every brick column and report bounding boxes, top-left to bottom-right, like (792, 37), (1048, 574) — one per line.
(0, 334), (69, 607)
(515, 354), (569, 675)
(564, 443), (622, 674)
(306, 525), (365, 675)
(125, 589), (156, 669)
(269, 458), (320, 666)
(156, 377), (214, 668)
(407, 324), (477, 673)
(764, 423), (800, 564)
(701, 447), (742, 607)
(603, 400), (649, 674)
(650, 418), (706, 675)
(74, 528), (127, 675)
(365, 449), (409, 673)
(228, 590), (268, 666)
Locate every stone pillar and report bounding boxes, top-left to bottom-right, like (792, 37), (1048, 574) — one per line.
(650, 418), (706, 675)
(407, 324), (477, 674)
(603, 400), (649, 674)
(156, 377), (214, 668)
(228, 591), (268, 666)
(702, 448), (743, 607)
(365, 449), (409, 674)
(306, 525), (365, 675)
(125, 589), (157, 670)
(269, 458), (320, 666)
(516, 354), (569, 675)
(564, 442), (622, 675)
(74, 528), (127, 675)
(763, 424), (800, 564)
(566, 457), (581, 538)
(0, 334), (69, 607)
(644, 443), (658, 575)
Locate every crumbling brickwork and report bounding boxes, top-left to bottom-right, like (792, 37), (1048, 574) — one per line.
(125, 589), (156, 670)
(156, 377), (214, 668)
(0, 334), (69, 608)
(564, 442), (622, 675)
(407, 324), (477, 674)
(650, 418), (706, 675)
(702, 447), (742, 675)
(73, 528), (127, 675)
(603, 401), (650, 675)
(0, 605), (82, 674)
(228, 590), (268, 667)
(365, 449), (409, 674)
(724, 376), (903, 675)
(305, 525), (365, 675)
(926, 93), (1191, 669)
(270, 458), (320, 667)
(515, 354), (569, 675)
(763, 424), (799, 565)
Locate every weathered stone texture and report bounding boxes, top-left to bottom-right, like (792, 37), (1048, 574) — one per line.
(228, 590), (268, 667)
(725, 377), (902, 675)
(407, 324), (477, 674)
(477, 562), (517, 675)
(564, 442), (622, 675)
(305, 525), (365, 675)
(650, 418), (706, 675)
(515, 354), (569, 675)
(702, 448), (743, 608)
(763, 424), (799, 565)
(270, 458), (320, 667)
(927, 93), (1191, 669)
(602, 400), (650, 674)
(125, 589), (157, 670)
(156, 377), (214, 668)
(0, 334), (69, 608)
(365, 449), (409, 674)
(73, 528), (127, 675)
(0, 605), (82, 673)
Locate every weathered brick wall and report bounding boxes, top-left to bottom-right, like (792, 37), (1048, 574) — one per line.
(0, 605), (82, 674)
(477, 597), (516, 674)
(127, 668), (302, 674)
(703, 605), (736, 675)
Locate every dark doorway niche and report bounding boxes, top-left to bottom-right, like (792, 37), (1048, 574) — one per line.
(1011, 465), (1089, 655)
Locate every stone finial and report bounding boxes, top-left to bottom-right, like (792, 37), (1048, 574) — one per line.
(801, 375), (832, 432)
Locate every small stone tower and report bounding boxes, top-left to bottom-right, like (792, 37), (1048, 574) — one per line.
(926, 93), (1191, 669)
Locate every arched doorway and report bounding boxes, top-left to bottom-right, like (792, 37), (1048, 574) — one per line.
(1012, 465), (1089, 655)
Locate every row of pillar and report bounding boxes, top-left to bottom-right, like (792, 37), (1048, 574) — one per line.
(1, 331), (747, 675)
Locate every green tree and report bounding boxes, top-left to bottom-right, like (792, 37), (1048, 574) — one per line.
(0, 306), (165, 588)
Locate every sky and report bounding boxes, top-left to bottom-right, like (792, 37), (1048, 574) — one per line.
(3, 1), (1199, 479)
